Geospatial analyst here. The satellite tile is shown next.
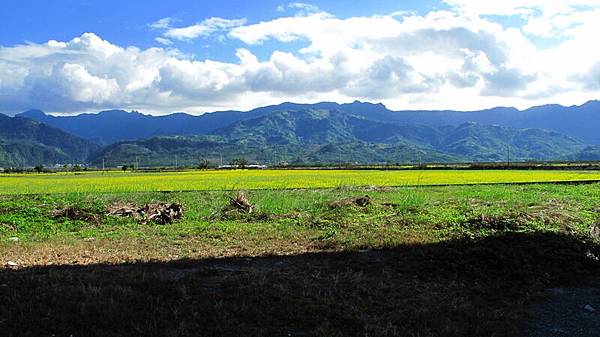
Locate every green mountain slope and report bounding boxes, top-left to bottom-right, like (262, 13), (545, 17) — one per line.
(563, 146), (600, 161)
(0, 114), (100, 167)
(90, 136), (460, 167)
(88, 109), (585, 167)
(438, 123), (584, 162)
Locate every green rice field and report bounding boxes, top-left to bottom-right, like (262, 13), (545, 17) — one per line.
(1, 169), (600, 194)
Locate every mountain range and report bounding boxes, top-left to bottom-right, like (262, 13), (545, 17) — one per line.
(1, 100), (599, 167)
(18, 100), (600, 145)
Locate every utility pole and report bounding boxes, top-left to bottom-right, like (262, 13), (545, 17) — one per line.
(135, 156), (139, 170)
(507, 144), (511, 167)
(415, 148), (422, 167)
(102, 158), (105, 171)
(175, 155), (178, 170)
(414, 148), (418, 167)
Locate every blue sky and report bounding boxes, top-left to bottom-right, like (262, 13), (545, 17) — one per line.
(0, 1), (443, 45)
(0, 0), (446, 61)
(0, 0), (599, 114)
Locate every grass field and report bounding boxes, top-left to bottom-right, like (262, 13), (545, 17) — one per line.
(1, 171), (600, 336)
(2, 169), (600, 194)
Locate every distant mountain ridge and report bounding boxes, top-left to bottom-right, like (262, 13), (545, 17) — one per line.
(16, 100), (600, 145)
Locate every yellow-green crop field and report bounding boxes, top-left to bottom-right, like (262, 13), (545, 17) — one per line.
(1, 169), (600, 195)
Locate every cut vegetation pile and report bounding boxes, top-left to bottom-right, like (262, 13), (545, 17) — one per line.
(108, 202), (183, 225)
(223, 192), (253, 214)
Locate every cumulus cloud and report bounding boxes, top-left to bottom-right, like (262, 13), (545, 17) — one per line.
(229, 10), (542, 98)
(1, 5), (599, 114)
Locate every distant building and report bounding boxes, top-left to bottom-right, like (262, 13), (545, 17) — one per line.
(218, 164), (267, 169)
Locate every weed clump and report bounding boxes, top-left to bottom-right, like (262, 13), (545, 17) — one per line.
(223, 192), (253, 214)
(218, 192), (256, 220)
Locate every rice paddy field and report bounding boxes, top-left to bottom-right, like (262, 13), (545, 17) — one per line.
(1, 168), (600, 194)
(1, 169), (600, 336)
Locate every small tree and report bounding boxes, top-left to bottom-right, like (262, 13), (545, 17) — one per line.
(34, 165), (44, 173)
(122, 165), (129, 172)
(197, 159), (210, 169)
(230, 158), (248, 169)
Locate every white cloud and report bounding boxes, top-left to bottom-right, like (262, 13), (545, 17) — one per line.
(162, 17), (246, 41)
(155, 37), (173, 46)
(288, 2), (320, 16)
(443, 0), (600, 46)
(149, 17), (176, 30)
(1, 6), (600, 115)
(578, 62), (600, 90)
(228, 10), (541, 98)
(443, 0), (600, 17)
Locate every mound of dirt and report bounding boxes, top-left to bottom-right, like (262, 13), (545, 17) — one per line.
(50, 207), (101, 225)
(327, 195), (371, 209)
(465, 213), (523, 231)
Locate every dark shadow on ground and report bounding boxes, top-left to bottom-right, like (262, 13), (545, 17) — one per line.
(1, 232), (599, 337)
(527, 280), (600, 337)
